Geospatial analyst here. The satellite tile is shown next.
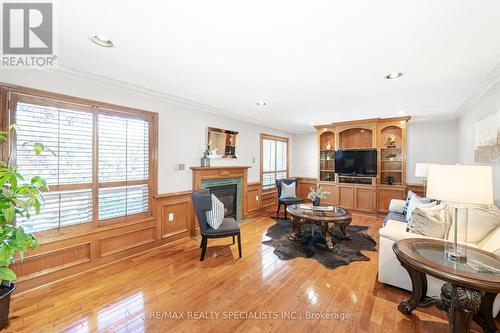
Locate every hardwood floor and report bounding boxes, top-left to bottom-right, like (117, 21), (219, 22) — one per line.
(4, 213), (484, 332)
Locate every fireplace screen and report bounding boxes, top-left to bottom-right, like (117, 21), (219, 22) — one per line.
(207, 184), (238, 219)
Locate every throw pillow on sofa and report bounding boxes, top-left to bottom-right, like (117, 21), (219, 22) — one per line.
(402, 191), (416, 215)
(446, 204), (500, 245)
(408, 204), (451, 238)
(405, 194), (435, 221)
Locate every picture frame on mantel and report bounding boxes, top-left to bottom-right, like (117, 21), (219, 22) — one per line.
(207, 127), (239, 159)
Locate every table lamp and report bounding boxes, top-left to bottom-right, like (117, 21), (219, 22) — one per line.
(426, 165), (493, 262)
(415, 163), (432, 194)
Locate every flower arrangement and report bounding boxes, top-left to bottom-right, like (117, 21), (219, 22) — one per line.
(308, 187), (329, 206)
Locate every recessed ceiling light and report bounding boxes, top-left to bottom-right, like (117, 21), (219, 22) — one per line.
(256, 101), (267, 106)
(385, 72), (403, 80)
(90, 35), (114, 47)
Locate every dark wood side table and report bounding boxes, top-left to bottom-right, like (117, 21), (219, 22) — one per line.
(393, 238), (500, 333)
(286, 204), (352, 251)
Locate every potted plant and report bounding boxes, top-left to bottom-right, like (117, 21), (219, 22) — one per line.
(0, 125), (51, 329)
(308, 187), (329, 206)
(201, 145), (211, 167)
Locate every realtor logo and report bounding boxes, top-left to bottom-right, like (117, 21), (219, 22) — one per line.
(2, 2), (56, 67)
(3, 3), (53, 54)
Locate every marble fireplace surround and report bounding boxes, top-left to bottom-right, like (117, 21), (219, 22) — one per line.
(191, 166), (250, 221)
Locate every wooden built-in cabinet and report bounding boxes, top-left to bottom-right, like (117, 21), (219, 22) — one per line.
(377, 185), (406, 214)
(311, 117), (410, 215)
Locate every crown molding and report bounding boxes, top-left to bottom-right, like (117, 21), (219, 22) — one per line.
(51, 65), (295, 134)
(293, 128), (316, 134)
(455, 60), (500, 116)
(409, 113), (458, 123)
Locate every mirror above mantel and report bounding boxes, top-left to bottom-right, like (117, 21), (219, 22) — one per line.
(207, 127), (238, 159)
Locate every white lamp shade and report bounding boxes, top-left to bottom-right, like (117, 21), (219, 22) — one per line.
(426, 165), (494, 205)
(415, 163), (431, 178)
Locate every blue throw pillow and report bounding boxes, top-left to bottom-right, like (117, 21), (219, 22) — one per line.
(403, 191), (416, 215)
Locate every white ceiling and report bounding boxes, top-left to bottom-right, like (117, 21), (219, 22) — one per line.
(54, 0), (500, 132)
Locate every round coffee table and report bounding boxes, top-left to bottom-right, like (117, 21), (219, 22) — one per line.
(286, 204), (352, 251)
(393, 238), (500, 333)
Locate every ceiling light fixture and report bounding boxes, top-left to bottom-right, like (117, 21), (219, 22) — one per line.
(90, 35), (114, 47)
(385, 72), (403, 80)
(256, 101), (267, 106)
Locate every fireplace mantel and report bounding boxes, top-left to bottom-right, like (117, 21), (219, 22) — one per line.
(191, 166), (251, 220)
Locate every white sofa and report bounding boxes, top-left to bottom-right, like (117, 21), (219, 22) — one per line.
(378, 199), (500, 317)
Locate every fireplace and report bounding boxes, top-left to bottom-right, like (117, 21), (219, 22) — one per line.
(191, 166), (250, 223)
(207, 184), (238, 219)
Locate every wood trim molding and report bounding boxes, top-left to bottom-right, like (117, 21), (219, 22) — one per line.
(0, 83), (157, 118)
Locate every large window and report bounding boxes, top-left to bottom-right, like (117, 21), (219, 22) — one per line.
(7, 92), (156, 232)
(260, 134), (288, 191)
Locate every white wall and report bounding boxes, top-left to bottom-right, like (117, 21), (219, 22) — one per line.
(292, 120), (460, 184)
(458, 79), (500, 205)
(406, 119), (459, 184)
(0, 70), (293, 194)
(292, 132), (317, 178)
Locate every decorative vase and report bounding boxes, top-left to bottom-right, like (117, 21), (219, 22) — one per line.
(200, 157), (210, 167)
(313, 198), (320, 206)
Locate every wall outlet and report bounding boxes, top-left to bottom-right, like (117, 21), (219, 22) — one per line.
(256, 195), (259, 201)
(168, 213), (174, 221)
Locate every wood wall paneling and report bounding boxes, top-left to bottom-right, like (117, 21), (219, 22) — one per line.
(247, 182), (262, 213)
(296, 178), (316, 201)
(262, 191), (278, 209)
(153, 190), (193, 239)
(160, 201), (190, 239)
(99, 226), (156, 258)
(11, 243), (91, 281)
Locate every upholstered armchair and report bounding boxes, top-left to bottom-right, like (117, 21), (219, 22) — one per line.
(275, 178), (304, 219)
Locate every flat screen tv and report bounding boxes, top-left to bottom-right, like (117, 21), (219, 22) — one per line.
(335, 149), (377, 176)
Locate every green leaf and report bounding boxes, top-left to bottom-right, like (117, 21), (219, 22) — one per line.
(15, 226), (26, 241)
(0, 267), (17, 282)
(33, 142), (45, 156)
(2, 205), (15, 223)
(31, 176), (48, 189)
(44, 146), (57, 157)
(9, 124), (19, 132)
(22, 140), (34, 147)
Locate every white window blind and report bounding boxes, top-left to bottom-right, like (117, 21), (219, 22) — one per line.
(98, 114), (149, 221)
(261, 136), (288, 190)
(15, 101), (94, 232)
(11, 94), (153, 232)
